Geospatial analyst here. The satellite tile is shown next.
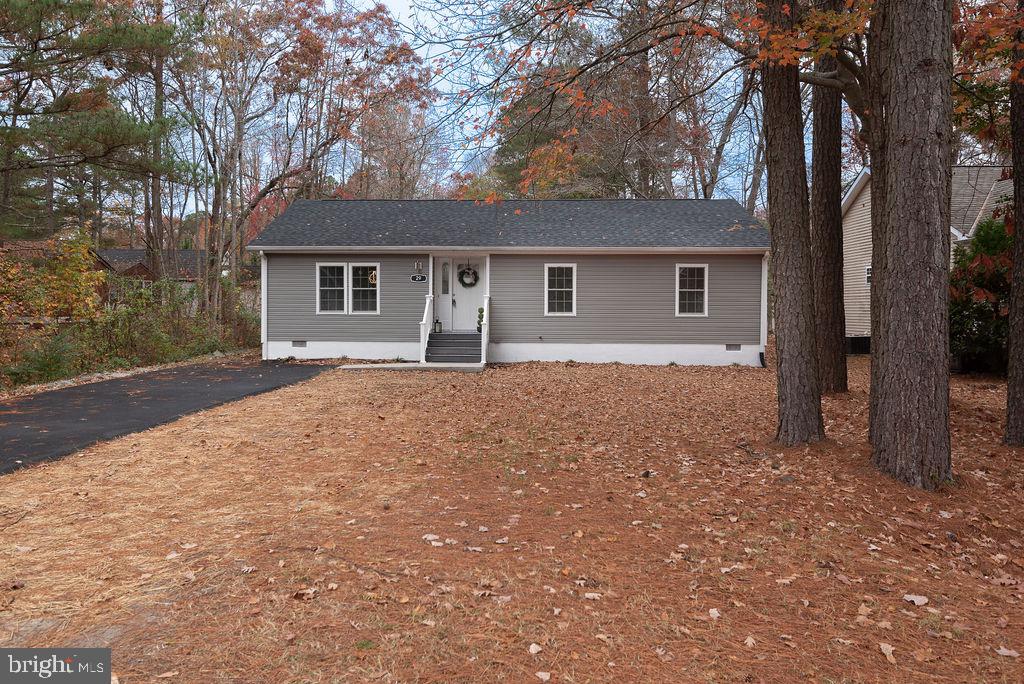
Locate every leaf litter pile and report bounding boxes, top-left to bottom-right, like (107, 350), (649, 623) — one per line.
(1, 356), (1022, 682)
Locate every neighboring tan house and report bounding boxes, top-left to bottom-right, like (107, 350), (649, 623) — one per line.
(841, 165), (1013, 345)
(247, 199), (770, 367)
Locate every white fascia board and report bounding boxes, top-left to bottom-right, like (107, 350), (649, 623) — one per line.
(248, 245), (769, 255)
(840, 168), (871, 218)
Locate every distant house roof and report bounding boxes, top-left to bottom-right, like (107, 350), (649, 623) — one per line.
(98, 249), (207, 281)
(247, 199), (769, 252)
(0, 239), (55, 261)
(950, 166), (1013, 237)
(841, 165), (1013, 238)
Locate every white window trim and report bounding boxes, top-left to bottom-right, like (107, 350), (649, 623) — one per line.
(349, 262), (381, 315)
(544, 262), (577, 316)
(315, 261), (347, 315)
(675, 263), (709, 318)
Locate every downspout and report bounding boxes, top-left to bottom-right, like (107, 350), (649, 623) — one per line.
(260, 251), (268, 360)
(759, 252), (769, 368)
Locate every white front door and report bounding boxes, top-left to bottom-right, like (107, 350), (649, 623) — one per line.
(433, 256), (485, 331)
(452, 259), (485, 330)
(434, 257), (453, 330)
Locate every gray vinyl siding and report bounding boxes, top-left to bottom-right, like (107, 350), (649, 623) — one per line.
(266, 253), (427, 341)
(488, 254), (762, 344)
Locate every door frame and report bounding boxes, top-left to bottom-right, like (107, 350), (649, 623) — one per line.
(432, 256), (454, 332)
(431, 253), (489, 332)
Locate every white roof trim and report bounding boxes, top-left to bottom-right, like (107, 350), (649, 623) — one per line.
(841, 168), (871, 218)
(950, 225), (969, 241)
(249, 245), (769, 255)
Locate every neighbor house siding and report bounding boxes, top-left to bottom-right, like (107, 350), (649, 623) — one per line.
(488, 254), (762, 344)
(265, 253), (427, 342)
(842, 183), (873, 338)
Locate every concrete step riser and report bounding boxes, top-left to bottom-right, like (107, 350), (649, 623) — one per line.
(428, 339), (483, 348)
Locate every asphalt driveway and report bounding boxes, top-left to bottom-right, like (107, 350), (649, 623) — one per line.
(0, 360), (328, 474)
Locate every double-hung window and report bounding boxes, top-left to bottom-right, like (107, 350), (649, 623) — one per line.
(676, 264), (708, 316)
(316, 263), (346, 313)
(350, 263), (380, 314)
(315, 262), (380, 314)
(544, 263), (576, 316)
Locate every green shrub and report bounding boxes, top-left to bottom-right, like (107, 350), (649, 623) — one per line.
(1, 273), (262, 388)
(2, 333), (80, 385)
(949, 219), (1012, 373)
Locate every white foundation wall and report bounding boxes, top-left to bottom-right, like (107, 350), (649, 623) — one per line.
(487, 342), (763, 367)
(264, 340), (420, 361)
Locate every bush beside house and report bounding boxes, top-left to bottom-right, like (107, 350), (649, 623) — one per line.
(949, 219), (1013, 373)
(1, 232), (260, 388)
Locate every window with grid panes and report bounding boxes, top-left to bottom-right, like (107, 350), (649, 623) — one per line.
(545, 264), (575, 315)
(317, 264), (345, 312)
(351, 264), (379, 313)
(676, 265), (706, 315)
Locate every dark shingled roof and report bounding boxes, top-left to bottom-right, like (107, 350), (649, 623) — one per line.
(98, 249), (207, 280)
(248, 199), (768, 250)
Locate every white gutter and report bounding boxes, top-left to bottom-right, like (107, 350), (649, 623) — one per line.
(246, 245), (769, 255)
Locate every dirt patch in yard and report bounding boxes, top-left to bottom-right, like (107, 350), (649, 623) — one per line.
(0, 357), (1022, 682)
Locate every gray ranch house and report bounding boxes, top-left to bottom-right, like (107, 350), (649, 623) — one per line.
(247, 199), (770, 367)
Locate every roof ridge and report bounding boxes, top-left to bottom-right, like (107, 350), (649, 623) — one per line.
(295, 197), (738, 203)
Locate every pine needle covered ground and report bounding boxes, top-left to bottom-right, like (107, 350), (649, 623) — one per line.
(1, 357), (1022, 682)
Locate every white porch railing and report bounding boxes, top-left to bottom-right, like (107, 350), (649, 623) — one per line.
(419, 294), (434, 363)
(480, 294), (490, 365)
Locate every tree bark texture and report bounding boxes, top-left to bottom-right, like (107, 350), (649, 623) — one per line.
(1006, 0), (1024, 445)
(761, 0), (824, 446)
(810, 10), (849, 394)
(866, 3), (889, 446)
(868, 0), (952, 488)
(148, 0), (166, 278)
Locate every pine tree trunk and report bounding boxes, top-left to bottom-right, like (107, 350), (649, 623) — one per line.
(869, 0), (952, 488)
(810, 14), (848, 394)
(149, 0), (166, 279)
(1006, 0), (1024, 445)
(866, 5), (889, 447)
(761, 0), (824, 446)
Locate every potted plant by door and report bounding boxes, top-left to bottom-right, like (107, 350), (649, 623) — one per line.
(477, 307), (484, 333)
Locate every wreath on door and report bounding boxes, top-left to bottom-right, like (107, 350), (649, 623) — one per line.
(457, 265), (479, 288)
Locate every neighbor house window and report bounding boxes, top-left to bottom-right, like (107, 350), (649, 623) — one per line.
(865, 266), (872, 284)
(350, 263), (380, 314)
(676, 264), (708, 316)
(545, 263), (576, 316)
(316, 263), (346, 313)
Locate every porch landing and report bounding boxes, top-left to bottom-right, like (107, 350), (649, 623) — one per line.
(338, 361), (484, 373)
